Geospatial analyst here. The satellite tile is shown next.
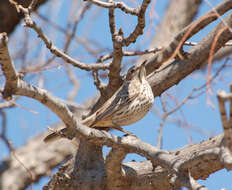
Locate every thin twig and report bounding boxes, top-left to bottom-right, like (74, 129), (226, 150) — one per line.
(36, 12), (107, 57)
(122, 0), (151, 46)
(92, 70), (106, 94)
(28, 0), (39, 11)
(97, 47), (163, 62)
(157, 89), (196, 149)
(206, 26), (229, 106)
(156, 60), (228, 148)
(11, 150), (34, 190)
(147, 0), (232, 74)
(9, 1), (110, 71)
(84, 0), (139, 15)
(62, 3), (91, 100)
(184, 41), (232, 47)
(204, 0), (232, 33)
(0, 110), (14, 152)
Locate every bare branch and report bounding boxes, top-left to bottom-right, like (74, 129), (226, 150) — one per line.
(97, 47), (163, 63)
(146, 0), (232, 75)
(204, 0), (232, 33)
(36, 12), (106, 57)
(63, 3), (91, 53)
(0, 33), (17, 79)
(0, 33), (75, 128)
(8, 1), (110, 71)
(219, 146), (232, 171)
(108, 2), (117, 42)
(62, 3), (91, 100)
(170, 171), (208, 190)
(66, 66), (80, 101)
(0, 110), (13, 152)
(148, 12), (232, 97)
(0, 33), (176, 173)
(123, 47), (163, 56)
(28, 0), (39, 11)
(105, 147), (128, 189)
(0, 97), (18, 109)
(84, 0), (139, 15)
(217, 87), (232, 152)
(45, 133), (231, 190)
(157, 98), (167, 149)
(106, 8), (123, 96)
(0, 125), (76, 190)
(184, 41), (232, 47)
(92, 70), (106, 94)
(122, 0), (151, 46)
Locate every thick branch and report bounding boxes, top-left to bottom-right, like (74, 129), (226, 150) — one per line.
(138, 0), (203, 66)
(46, 134), (230, 190)
(148, 12), (232, 97)
(0, 125), (76, 190)
(0, 33), (176, 174)
(1, 1), (232, 189)
(105, 147), (128, 189)
(146, 0), (232, 74)
(217, 87), (232, 155)
(1, 13), (232, 182)
(0, 32), (75, 130)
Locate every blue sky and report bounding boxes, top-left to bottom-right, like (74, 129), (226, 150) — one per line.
(0, 0), (231, 189)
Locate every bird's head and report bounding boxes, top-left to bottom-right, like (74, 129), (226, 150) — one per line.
(125, 60), (147, 82)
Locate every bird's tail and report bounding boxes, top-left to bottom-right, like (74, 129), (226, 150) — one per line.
(43, 128), (72, 143)
(44, 112), (109, 143)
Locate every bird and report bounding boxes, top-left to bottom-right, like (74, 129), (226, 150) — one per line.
(44, 61), (154, 142)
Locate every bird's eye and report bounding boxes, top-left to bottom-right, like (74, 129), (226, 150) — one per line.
(128, 68), (134, 74)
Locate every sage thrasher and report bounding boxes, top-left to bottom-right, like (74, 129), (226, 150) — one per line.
(44, 61), (154, 142)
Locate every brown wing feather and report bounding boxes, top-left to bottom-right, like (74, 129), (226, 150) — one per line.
(90, 80), (139, 127)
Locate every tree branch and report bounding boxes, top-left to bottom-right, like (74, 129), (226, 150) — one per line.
(148, 12), (232, 97)
(84, 0), (139, 15)
(45, 134), (231, 190)
(105, 147), (128, 189)
(0, 32), (176, 174)
(8, 1), (110, 71)
(0, 124), (76, 190)
(1, 13), (232, 186)
(122, 0), (151, 46)
(146, 0), (232, 75)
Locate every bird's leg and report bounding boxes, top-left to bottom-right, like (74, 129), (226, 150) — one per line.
(112, 122), (137, 137)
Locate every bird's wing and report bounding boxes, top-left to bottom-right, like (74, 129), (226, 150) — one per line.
(90, 81), (139, 127)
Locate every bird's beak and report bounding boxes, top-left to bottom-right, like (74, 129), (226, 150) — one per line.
(138, 61), (147, 82)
